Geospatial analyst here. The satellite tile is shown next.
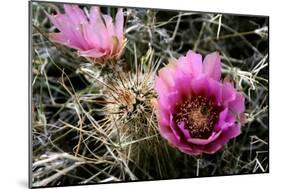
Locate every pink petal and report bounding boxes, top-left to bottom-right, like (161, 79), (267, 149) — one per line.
(157, 109), (170, 127)
(208, 79), (222, 104)
(155, 75), (179, 112)
(156, 78), (179, 113)
(225, 111), (236, 123)
(63, 5), (90, 49)
(177, 50), (203, 76)
(166, 91), (181, 111)
(83, 22), (102, 48)
(159, 126), (174, 141)
(169, 114), (181, 141)
(158, 60), (177, 89)
(157, 91), (179, 114)
(62, 6), (98, 48)
(102, 15), (116, 54)
(222, 83), (245, 114)
(89, 7), (109, 49)
(222, 82), (236, 106)
(155, 76), (169, 101)
(203, 52), (221, 81)
(63, 5), (87, 25)
(174, 69), (193, 99)
(204, 124), (241, 154)
(239, 113), (247, 125)
(78, 49), (106, 58)
(179, 147), (202, 156)
(48, 14), (84, 49)
(177, 56), (189, 73)
(49, 33), (78, 49)
(89, 7), (106, 31)
(115, 8), (124, 38)
(75, 23), (92, 50)
(48, 13), (66, 32)
(178, 121), (191, 139)
(214, 108), (228, 131)
(185, 50), (203, 75)
(187, 130), (222, 145)
(229, 93), (245, 114)
(103, 15), (115, 37)
(158, 68), (175, 89)
(191, 76), (209, 95)
(159, 125), (195, 154)
(159, 124), (186, 150)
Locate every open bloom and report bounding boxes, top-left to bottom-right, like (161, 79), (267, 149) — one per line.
(48, 5), (125, 63)
(155, 50), (245, 155)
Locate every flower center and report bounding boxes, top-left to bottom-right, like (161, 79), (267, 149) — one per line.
(174, 95), (221, 139)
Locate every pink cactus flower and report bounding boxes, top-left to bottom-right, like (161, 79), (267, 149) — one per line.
(48, 5), (125, 63)
(155, 50), (245, 155)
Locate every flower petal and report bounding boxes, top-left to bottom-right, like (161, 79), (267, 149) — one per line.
(186, 50), (203, 75)
(158, 69), (175, 88)
(177, 50), (203, 76)
(222, 82), (236, 106)
(159, 126), (175, 142)
(89, 7), (109, 49)
(169, 114), (181, 141)
(157, 109), (170, 127)
(63, 5), (87, 25)
(208, 79), (222, 104)
(49, 33), (79, 49)
(103, 15), (115, 37)
(157, 91), (179, 114)
(78, 49), (106, 57)
(155, 76), (170, 110)
(204, 124), (241, 153)
(229, 93), (245, 114)
(191, 76), (209, 95)
(214, 108), (228, 131)
(174, 69), (192, 99)
(178, 121), (191, 139)
(188, 130), (222, 145)
(48, 14), (83, 49)
(155, 76), (169, 95)
(178, 147), (202, 156)
(158, 59), (177, 89)
(203, 52), (221, 80)
(115, 8), (124, 38)
(83, 22), (102, 48)
(63, 5), (90, 49)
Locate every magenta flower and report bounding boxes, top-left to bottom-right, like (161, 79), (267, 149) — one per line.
(155, 50), (245, 155)
(48, 5), (125, 63)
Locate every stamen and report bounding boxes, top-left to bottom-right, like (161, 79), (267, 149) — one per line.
(174, 95), (221, 139)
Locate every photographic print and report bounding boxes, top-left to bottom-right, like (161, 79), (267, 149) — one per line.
(29, 0), (269, 188)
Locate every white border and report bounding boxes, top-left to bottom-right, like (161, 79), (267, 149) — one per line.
(1, 0), (280, 189)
